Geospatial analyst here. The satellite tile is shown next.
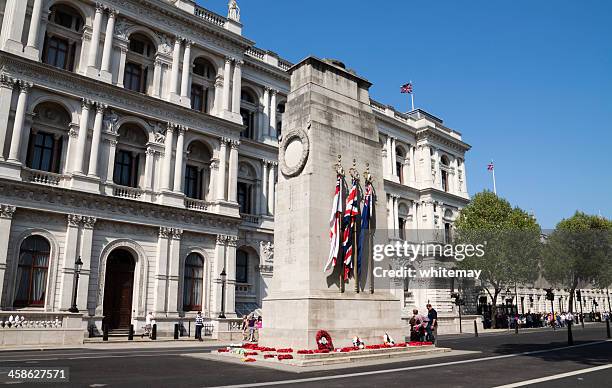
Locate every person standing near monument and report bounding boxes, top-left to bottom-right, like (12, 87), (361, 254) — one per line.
(426, 304), (438, 342)
(194, 311), (204, 341)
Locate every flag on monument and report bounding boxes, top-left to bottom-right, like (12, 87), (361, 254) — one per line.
(357, 182), (372, 276)
(342, 179), (360, 280)
(487, 161), (494, 171)
(324, 176), (343, 272)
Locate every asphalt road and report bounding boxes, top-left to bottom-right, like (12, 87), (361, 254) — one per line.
(0, 324), (610, 388)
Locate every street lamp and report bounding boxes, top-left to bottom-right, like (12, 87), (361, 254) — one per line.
(68, 256), (83, 313)
(218, 268), (227, 319)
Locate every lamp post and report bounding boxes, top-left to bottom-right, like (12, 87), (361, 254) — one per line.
(68, 256), (83, 313)
(577, 290), (584, 328)
(218, 268), (227, 319)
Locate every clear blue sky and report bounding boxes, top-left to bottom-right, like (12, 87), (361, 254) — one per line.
(200, 0), (612, 228)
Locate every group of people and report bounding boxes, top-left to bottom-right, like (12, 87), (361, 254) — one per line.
(485, 310), (612, 330)
(241, 314), (263, 342)
(409, 304), (438, 342)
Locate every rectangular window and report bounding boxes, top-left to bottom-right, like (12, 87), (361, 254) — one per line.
(442, 171), (448, 192)
(237, 182), (251, 214)
(27, 132), (58, 172)
(44, 36), (69, 70)
(236, 251), (248, 284)
(124, 62), (143, 93)
(184, 165), (200, 199)
(113, 150), (135, 187)
(191, 84), (204, 112)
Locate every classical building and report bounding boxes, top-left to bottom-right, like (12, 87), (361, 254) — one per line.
(0, 0), (476, 336)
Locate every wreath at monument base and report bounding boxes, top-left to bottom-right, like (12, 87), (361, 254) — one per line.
(315, 330), (334, 351)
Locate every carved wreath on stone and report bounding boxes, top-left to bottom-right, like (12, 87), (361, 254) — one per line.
(279, 129), (309, 177)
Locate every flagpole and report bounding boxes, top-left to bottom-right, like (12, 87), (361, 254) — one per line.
(351, 161), (360, 293)
(411, 92), (414, 111)
(491, 161), (497, 195)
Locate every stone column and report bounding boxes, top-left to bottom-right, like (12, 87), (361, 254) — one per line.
(231, 60), (242, 114)
(86, 3), (104, 75)
(180, 41), (192, 99)
(87, 103), (106, 177)
(267, 162), (276, 215)
(7, 81), (32, 163)
(433, 148), (440, 188)
(0, 76), (15, 161)
(167, 228), (183, 314)
(144, 147), (155, 190)
(211, 235), (227, 316)
(116, 47), (127, 87)
(105, 139), (117, 183)
(222, 57), (232, 112)
(410, 145), (417, 185)
(216, 138), (228, 200)
(207, 160), (218, 201)
(173, 126), (186, 192)
(59, 215), (82, 310)
(72, 99), (92, 173)
(386, 194), (394, 232)
(0, 0), (28, 53)
(0, 205), (16, 308)
(225, 236), (238, 316)
(154, 227), (171, 314)
(152, 58), (163, 98)
(161, 124), (175, 191)
(213, 75), (223, 114)
(228, 140), (239, 202)
(393, 195), (400, 238)
(24, 0), (44, 58)
(78, 217), (96, 312)
(169, 37), (182, 99)
(99, 8), (117, 81)
(261, 160), (268, 214)
(423, 145), (433, 186)
(269, 89), (277, 139)
(262, 87), (270, 138)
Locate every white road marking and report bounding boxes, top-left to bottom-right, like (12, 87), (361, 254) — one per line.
(204, 340), (612, 388)
(0, 348), (211, 362)
(493, 363), (612, 387)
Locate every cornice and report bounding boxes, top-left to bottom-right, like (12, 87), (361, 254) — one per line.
(0, 52), (243, 139)
(243, 57), (290, 82)
(416, 127), (471, 153)
(419, 187), (470, 205)
(0, 178), (241, 235)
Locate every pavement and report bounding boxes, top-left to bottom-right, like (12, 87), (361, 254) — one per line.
(0, 324), (610, 387)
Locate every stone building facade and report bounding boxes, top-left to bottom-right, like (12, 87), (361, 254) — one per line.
(0, 0), (478, 335)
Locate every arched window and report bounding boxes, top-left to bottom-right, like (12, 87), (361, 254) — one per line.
(184, 141), (213, 200)
(236, 250), (248, 284)
(124, 34), (155, 93)
(42, 4), (84, 71)
(183, 253), (204, 311)
(240, 89), (258, 139)
(395, 146), (405, 183)
(26, 103), (71, 174)
(441, 155), (450, 192)
(14, 236), (50, 307)
(237, 162), (256, 215)
(114, 124), (147, 188)
(191, 57), (216, 113)
(276, 102), (285, 139)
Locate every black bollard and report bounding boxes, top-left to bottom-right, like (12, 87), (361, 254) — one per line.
(515, 321), (519, 335)
(128, 324), (134, 341)
(567, 321), (574, 345)
(88, 325), (94, 338)
(174, 323), (179, 340)
(103, 324), (109, 341)
(151, 324), (157, 340)
(474, 320), (479, 337)
(606, 318), (611, 339)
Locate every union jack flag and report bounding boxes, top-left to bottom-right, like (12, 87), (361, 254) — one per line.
(487, 162), (494, 171)
(342, 179), (360, 280)
(400, 83), (413, 94)
(357, 182), (373, 276)
(324, 176), (343, 272)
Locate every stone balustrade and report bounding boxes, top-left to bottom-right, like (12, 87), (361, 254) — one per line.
(112, 185), (145, 200)
(236, 283), (253, 295)
(0, 311), (83, 346)
(246, 47), (265, 60)
(185, 198), (210, 211)
(194, 6), (227, 27)
(240, 213), (260, 225)
(21, 168), (63, 186)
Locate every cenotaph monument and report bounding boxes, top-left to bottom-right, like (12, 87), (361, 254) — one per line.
(260, 57), (404, 349)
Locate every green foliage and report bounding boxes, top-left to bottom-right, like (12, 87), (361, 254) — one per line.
(542, 212), (612, 296)
(455, 191), (542, 303)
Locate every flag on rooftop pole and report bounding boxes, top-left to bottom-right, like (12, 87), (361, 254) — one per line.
(324, 175), (343, 272)
(488, 161), (497, 195)
(400, 82), (414, 111)
(342, 178), (360, 280)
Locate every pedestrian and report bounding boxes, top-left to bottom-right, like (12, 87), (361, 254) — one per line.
(195, 311), (204, 341)
(255, 316), (262, 342)
(143, 312), (154, 338)
(409, 309), (425, 341)
(241, 315), (249, 341)
(247, 314), (257, 342)
(425, 304), (437, 343)
(566, 311), (574, 326)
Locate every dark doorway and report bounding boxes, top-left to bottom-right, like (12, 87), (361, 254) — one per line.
(102, 249), (135, 330)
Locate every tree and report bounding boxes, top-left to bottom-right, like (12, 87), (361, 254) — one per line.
(454, 191), (542, 328)
(542, 212), (612, 313)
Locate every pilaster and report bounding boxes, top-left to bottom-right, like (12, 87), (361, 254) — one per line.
(0, 204), (16, 308)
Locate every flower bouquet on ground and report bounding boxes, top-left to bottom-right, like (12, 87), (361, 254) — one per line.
(316, 330), (334, 351)
(263, 354), (275, 359)
(243, 358), (256, 362)
(217, 348), (230, 352)
(276, 348), (293, 353)
(277, 354), (293, 360)
(297, 350), (313, 354)
(244, 352), (258, 356)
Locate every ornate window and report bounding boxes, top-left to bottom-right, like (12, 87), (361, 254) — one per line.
(237, 162), (256, 215)
(191, 57), (216, 113)
(42, 5), (83, 71)
(114, 124), (147, 188)
(236, 250), (248, 284)
(395, 146), (406, 184)
(237, 182), (252, 214)
(124, 34), (155, 94)
(26, 103), (70, 174)
(184, 141), (213, 200)
(276, 102), (285, 139)
(183, 253), (204, 311)
(240, 89), (257, 140)
(114, 150), (137, 187)
(441, 155), (450, 192)
(14, 236), (50, 307)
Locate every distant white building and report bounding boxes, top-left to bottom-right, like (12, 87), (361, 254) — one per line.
(0, 0), (477, 336)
